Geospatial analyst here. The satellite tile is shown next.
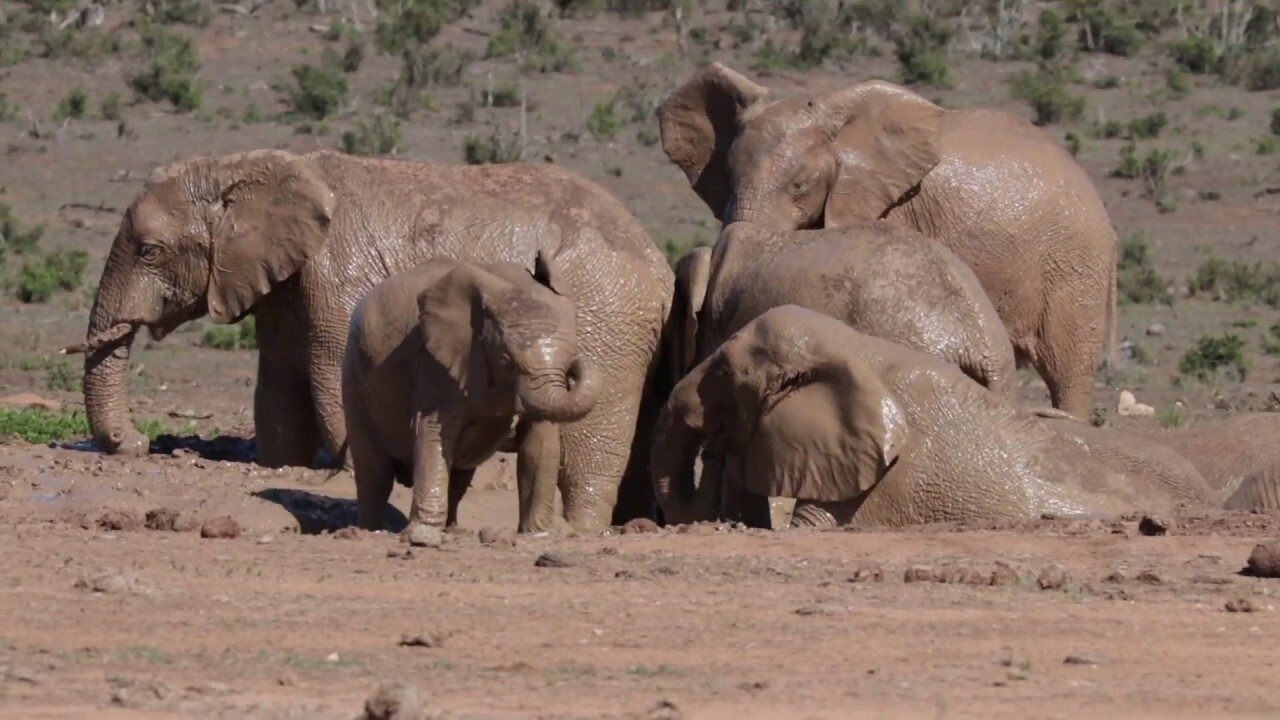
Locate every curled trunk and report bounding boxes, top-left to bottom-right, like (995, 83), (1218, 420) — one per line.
(650, 365), (719, 525)
(81, 250), (148, 455)
(517, 357), (601, 423)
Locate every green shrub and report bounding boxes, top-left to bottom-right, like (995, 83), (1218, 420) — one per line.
(1075, 0), (1145, 57)
(636, 126), (659, 147)
(375, 0), (476, 54)
(0, 407), (166, 445)
(242, 103), (263, 123)
(1242, 48), (1280, 91)
(1165, 66), (1190, 98)
(1117, 232), (1171, 305)
(587, 98), (619, 139)
(1263, 322), (1280, 355)
(486, 83), (521, 107)
(100, 91), (122, 121)
(341, 112), (401, 156)
(147, 0), (212, 27)
(39, 25), (125, 62)
(895, 14), (951, 87)
(287, 64), (347, 120)
(400, 46), (473, 88)
(52, 87), (88, 121)
(1157, 405), (1182, 429)
(1258, 136), (1278, 155)
(200, 316), (258, 350)
(555, 0), (606, 16)
(1036, 8), (1066, 61)
(0, 93), (16, 121)
(15, 249), (89, 303)
(44, 359), (81, 392)
(129, 26), (203, 112)
(1127, 111), (1167, 139)
(0, 202), (45, 263)
(1179, 333), (1249, 382)
(1092, 119), (1123, 138)
(1011, 69), (1084, 126)
(1063, 131), (1083, 156)
(1169, 35), (1217, 73)
(1189, 258), (1280, 306)
(463, 132), (520, 164)
(1272, 107), (1280, 136)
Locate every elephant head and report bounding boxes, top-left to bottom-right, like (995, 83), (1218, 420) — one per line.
(418, 253), (601, 423)
(76, 150), (335, 454)
(650, 305), (910, 524)
(658, 63), (944, 229)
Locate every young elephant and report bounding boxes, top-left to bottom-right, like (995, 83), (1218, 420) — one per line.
(342, 255), (600, 532)
(652, 306), (1209, 529)
(685, 221), (1015, 397)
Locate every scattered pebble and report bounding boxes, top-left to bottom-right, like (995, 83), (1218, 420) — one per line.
(96, 509), (141, 532)
(903, 565), (935, 583)
(200, 516), (241, 540)
(989, 562), (1023, 587)
(332, 527), (365, 540)
(362, 681), (429, 720)
(1246, 538), (1280, 578)
(794, 603), (845, 617)
(1136, 569), (1166, 585)
(399, 630), (452, 648)
(848, 563), (884, 583)
(535, 552), (574, 568)
(648, 699), (683, 720)
(403, 524), (442, 548)
(1063, 653), (1104, 666)
(478, 526), (516, 548)
(144, 508), (179, 531)
(1225, 597), (1259, 613)
(1037, 564), (1070, 591)
(256, 533), (277, 545)
(74, 569), (150, 595)
(1138, 514), (1172, 537)
(1146, 323), (1165, 336)
(621, 518), (660, 535)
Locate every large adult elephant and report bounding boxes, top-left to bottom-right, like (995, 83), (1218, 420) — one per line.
(657, 63), (1118, 416)
(74, 150), (672, 530)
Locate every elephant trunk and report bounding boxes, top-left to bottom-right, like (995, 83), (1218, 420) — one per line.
(517, 357), (601, 423)
(82, 309), (147, 456)
(650, 366), (719, 525)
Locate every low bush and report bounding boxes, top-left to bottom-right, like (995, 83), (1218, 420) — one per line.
(16, 248), (90, 303)
(0, 407), (166, 445)
(1127, 111), (1167, 139)
(52, 87), (87, 121)
(200, 316), (258, 350)
(1188, 258), (1280, 306)
(895, 14), (951, 87)
(1117, 232), (1170, 305)
(463, 131), (520, 164)
(587, 98), (619, 139)
(341, 112), (401, 156)
(100, 91), (122, 121)
(375, 0), (476, 54)
(1011, 69), (1084, 126)
(147, 0), (212, 27)
(129, 26), (202, 112)
(286, 64), (347, 121)
(1179, 333), (1249, 382)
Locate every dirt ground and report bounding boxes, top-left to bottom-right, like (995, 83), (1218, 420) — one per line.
(5, 1), (1280, 717)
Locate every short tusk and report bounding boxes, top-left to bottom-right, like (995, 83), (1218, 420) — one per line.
(64, 322), (135, 355)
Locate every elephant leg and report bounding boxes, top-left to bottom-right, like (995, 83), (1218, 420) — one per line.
(1034, 303), (1102, 418)
(408, 413), (453, 528)
(351, 428), (395, 531)
(446, 467), (474, 527)
(613, 369), (662, 524)
(254, 355), (321, 469)
(306, 322), (351, 462)
(517, 420), (561, 533)
(559, 400), (639, 533)
(718, 453), (772, 528)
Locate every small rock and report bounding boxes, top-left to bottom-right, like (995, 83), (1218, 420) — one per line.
(648, 699), (683, 720)
(848, 563), (884, 583)
(794, 603), (843, 616)
(989, 562), (1022, 587)
(387, 548), (414, 560)
(332, 527), (365, 540)
(362, 681), (429, 720)
(74, 570), (148, 595)
(614, 569), (635, 580)
(1138, 514), (1172, 536)
(144, 508), (179, 531)
(936, 564), (976, 585)
(1037, 563), (1070, 591)
(171, 513), (201, 533)
(403, 524), (442, 548)
(200, 516), (240, 539)
(477, 526), (516, 548)
(325, 652), (340, 663)
(1136, 569), (1166, 585)
(621, 518), (660, 535)
(4, 666), (39, 685)
(96, 509), (141, 532)
(277, 672), (299, 687)
(1102, 569), (1128, 584)
(1117, 390), (1155, 417)
(1063, 653), (1104, 666)
(399, 630), (451, 648)
(1246, 538), (1280, 578)
(1146, 323), (1165, 337)
(1225, 597), (1259, 613)
(903, 565), (935, 583)
(534, 552), (573, 568)
(110, 688), (131, 707)
(256, 533), (276, 545)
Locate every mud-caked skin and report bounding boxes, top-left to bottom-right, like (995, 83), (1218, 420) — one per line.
(691, 221), (1015, 397)
(343, 256), (600, 533)
(658, 63), (1118, 417)
(77, 150), (672, 531)
(1139, 413), (1280, 510)
(651, 306), (1210, 529)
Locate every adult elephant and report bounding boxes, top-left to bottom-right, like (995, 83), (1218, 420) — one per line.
(74, 150), (672, 530)
(652, 306), (1208, 529)
(657, 63), (1118, 416)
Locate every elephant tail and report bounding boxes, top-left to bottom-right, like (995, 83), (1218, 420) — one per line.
(1104, 241), (1118, 373)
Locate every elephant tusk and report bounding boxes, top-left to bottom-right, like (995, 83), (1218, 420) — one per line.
(63, 322), (136, 355)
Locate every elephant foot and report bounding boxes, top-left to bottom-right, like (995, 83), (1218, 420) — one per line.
(401, 522), (445, 547)
(100, 429), (150, 457)
(789, 502), (841, 528)
(294, 466), (350, 487)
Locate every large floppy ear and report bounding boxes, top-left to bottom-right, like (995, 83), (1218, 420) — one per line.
(206, 151), (335, 323)
(417, 264), (509, 397)
(743, 338), (909, 502)
(658, 63), (769, 220)
(816, 81), (944, 227)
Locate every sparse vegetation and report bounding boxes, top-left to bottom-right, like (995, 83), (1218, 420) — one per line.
(1117, 232), (1170, 305)
(587, 98), (619, 139)
(52, 87), (87, 121)
(200, 316), (258, 351)
(375, 0), (477, 55)
(16, 249), (90, 303)
(1189, 258), (1280, 306)
(341, 112), (401, 156)
(129, 26), (203, 112)
(463, 130), (521, 164)
(0, 407), (165, 445)
(1011, 69), (1084, 125)
(100, 92), (123, 121)
(1179, 333), (1249, 382)
(286, 64), (348, 121)
(895, 14), (952, 87)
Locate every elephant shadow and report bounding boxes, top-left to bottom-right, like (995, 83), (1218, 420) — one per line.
(255, 487), (408, 535)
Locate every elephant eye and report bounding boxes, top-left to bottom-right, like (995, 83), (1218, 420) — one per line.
(791, 177), (811, 194)
(138, 243), (162, 262)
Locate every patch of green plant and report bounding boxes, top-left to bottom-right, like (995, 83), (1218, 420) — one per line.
(895, 14), (951, 87)
(1262, 322), (1280, 355)
(1188, 257), (1280, 306)
(486, 0), (577, 72)
(1157, 405), (1182, 429)
(38, 25), (125, 63)
(1165, 66), (1190, 98)
(587, 98), (619, 139)
(486, 83), (521, 107)
(323, 38), (364, 74)
(0, 408), (168, 445)
(1179, 333), (1249, 382)
(1257, 136), (1278, 155)
(1169, 35), (1217, 74)
(341, 112), (401, 156)
(100, 92), (122, 121)
(462, 131), (520, 164)
(16, 248), (89, 303)
(374, 0), (477, 55)
(0, 93), (16, 121)
(1011, 68), (1084, 126)
(750, 0), (862, 72)
(1240, 48), (1280, 91)
(1127, 111), (1167, 139)
(1062, 131), (1083, 156)
(52, 87), (88, 121)
(1035, 8), (1066, 61)
(199, 315), (258, 350)
(145, 0), (212, 27)
(1074, 0), (1147, 57)
(1117, 232), (1170, 305)
(636, 126), (658, 147)
(286, 64), (347, 121)
(129, 25), (203, 112)
(0, 202), (45, 266)
(44, 359), (82, 392)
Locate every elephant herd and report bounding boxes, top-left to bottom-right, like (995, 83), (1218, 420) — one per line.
(69, 63), (1280, 535)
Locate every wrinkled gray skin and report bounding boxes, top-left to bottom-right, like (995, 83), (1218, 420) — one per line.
(652, 306), (1210, 529)
(1139, 413), (1280, 510)
(78, 150), (672, 531)
(343, 256), (601, 532)
(659, 63), (1118, 417)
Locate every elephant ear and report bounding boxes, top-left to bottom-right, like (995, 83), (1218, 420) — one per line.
(658, 63), (768, 219)
(743, 347), (909, 502)
(530, 249), (571, 297)
(206, 152), (335, 323)
(418, 264), (508, 398)
(818, 81), (944, 227)
(671, 246), (712, 375)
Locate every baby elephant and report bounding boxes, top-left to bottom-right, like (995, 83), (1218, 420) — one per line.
(677, 221), (1015, 397)
(342, 254), (601, 533)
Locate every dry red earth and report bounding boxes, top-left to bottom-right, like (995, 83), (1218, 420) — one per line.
(5, 1), (1280, 717)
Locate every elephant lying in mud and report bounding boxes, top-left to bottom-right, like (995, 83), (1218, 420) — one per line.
(651, 306), (1211, 529)
(72, 150), (672, 530)
(343, 255), (598, 532)
(659, 63), (1119, 416)
(672, 221), (1015, 397)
